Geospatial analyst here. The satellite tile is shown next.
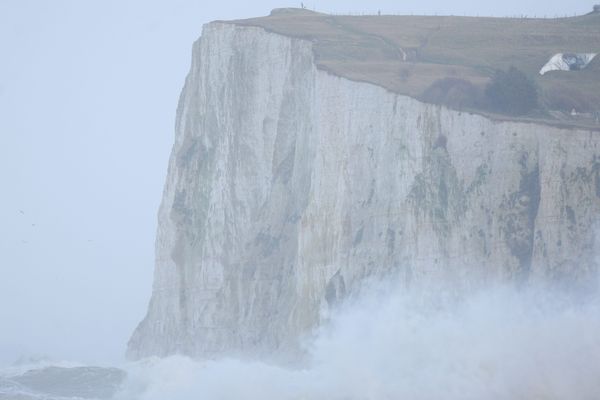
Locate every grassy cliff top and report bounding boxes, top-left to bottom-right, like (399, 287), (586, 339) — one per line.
(223, 8), (600, 129)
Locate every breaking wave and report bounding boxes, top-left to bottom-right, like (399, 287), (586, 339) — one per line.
(115, 284), (600, 400)
(3, 284), (600, 400)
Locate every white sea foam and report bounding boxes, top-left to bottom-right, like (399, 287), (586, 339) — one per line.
(4, 277), (599, 400)
(4, 284), (599, 399)
(114, 284), (600, 400)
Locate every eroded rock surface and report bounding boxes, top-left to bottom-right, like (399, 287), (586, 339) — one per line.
(128, 23), (600, 360)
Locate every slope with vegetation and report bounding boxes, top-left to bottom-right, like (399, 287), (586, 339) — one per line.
(227, 8), (600, 128)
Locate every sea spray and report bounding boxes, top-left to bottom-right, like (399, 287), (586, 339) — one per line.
(116, 283), (600, 400)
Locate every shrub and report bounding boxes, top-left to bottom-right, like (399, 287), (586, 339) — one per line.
(421, 77), (483, 109)
(485, 67), (538, 116)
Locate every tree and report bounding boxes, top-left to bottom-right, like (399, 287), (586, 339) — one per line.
(485, 67), (538, 116)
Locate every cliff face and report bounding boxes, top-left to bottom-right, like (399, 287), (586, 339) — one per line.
(127, 22), (600, 360)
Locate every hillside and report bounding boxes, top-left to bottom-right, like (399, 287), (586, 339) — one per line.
(227, 8), (600, 129)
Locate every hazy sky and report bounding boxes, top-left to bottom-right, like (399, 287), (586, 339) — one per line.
(0, 0), (595, 367)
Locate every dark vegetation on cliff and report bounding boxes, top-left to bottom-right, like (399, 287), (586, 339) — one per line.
(229, 8), (600, 128)
(485, 67), (539, 116)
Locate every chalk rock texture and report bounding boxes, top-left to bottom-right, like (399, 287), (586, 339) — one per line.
(128, 22), (600, 360)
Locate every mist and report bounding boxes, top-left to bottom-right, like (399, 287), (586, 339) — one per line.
(114, 281), (600, 399)
(2, 0), (600, 399)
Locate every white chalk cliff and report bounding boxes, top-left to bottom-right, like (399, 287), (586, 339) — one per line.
(128, 22), (600, 360)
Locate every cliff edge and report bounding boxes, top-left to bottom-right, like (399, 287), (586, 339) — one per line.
(128, 18), (600, 361)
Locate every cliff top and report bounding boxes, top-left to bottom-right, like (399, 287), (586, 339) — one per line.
(223, 9), (600, 129)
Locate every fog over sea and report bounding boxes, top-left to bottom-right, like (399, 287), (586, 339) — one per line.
(2, 280), (600, 400)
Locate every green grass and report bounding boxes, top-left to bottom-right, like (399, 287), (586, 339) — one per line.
(224, 8), (600, 129)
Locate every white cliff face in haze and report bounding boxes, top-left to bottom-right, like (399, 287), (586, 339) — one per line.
(128, 22), (600, 360)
